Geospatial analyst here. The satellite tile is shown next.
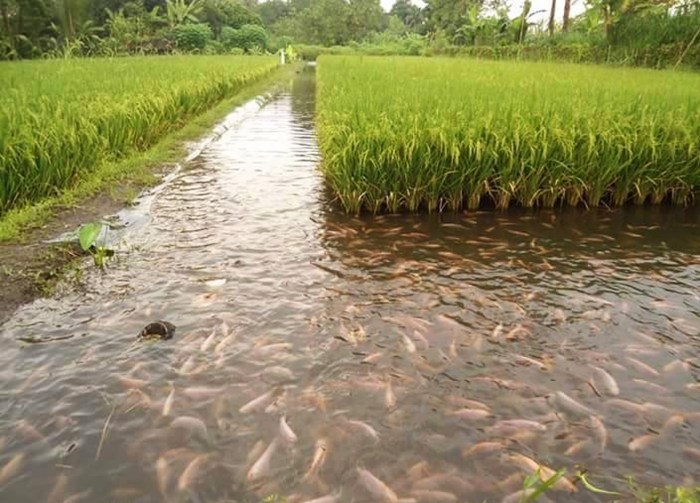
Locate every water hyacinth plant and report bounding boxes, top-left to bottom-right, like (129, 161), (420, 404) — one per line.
(0, 55), (277, 215)
(316, 56), (700, 214)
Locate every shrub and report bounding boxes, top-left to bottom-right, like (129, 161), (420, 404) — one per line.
(172, 23), (213, 52)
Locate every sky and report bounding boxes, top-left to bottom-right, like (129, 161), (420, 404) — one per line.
(379, 0), (588, 25)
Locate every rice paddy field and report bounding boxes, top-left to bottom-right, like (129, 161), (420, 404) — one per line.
(0, 55), (277, 215)
(316, 56), (700, 214)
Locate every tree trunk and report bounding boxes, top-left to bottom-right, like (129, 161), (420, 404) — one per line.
(562, 0), (571, 32)
(548, 0), (557, 36)
(0, 1), (10, 37)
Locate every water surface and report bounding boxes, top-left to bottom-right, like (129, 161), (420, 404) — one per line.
(1, 67), (700, 503)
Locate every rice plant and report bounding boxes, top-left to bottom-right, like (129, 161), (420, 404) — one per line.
(0, 55), (277, 215)
(316, 56), (700, 213)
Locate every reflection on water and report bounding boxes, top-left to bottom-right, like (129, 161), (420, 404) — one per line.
(1, 67), (699, 503)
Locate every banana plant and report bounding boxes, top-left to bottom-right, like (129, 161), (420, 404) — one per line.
(166, 0), (204, 28)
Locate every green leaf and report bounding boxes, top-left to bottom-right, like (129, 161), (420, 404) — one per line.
(578, 472), (625, 496)
(78, 222), (104, 252)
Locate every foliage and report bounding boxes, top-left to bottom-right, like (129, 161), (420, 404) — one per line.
(172, 22), (212, 49)
(522, 468), (567, 502)
(2, 0), (700, 62)
(0, 56), (277, 214)
(202, 0), (262, 35)
(220, 23), (266, 50)
(165, 0), (203, 27)
(316, 56), (700, 214)
(450, 42), (700, 69)
(78, 221), (113, 268)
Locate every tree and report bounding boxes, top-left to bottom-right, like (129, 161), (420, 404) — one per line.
(562, 0), (571, 31)
(257, 0), (289, 27)
(201, 0), (260, 34)
(347, 0), (384, 40)
(548, 0), (556, 34)
(166, 0), (203, 27)
(297, 0), (350, 44)
(425, 0), (484, 39)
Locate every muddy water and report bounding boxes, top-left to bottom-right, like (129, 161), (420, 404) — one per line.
(2, 67), (700, 503)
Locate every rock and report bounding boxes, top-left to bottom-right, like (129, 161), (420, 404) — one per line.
(138, 321), (176, 341)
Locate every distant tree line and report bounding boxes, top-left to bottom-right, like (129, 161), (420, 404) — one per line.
(1, 0), (699, 60)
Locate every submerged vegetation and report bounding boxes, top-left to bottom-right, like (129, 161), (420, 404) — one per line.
(317, 56), (700, 214)
(0, 55), (277, 215)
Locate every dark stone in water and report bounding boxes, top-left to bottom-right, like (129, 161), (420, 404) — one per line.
(138, 321), (176, 341)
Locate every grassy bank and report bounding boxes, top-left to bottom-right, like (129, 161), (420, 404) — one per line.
(316, 56), (700, 214)
(0, 55), (278, 216)
(0, 61), (297, 242)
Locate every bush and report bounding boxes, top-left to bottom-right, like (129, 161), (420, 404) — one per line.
(221, 24), (267, 51)
(238, 24), (268, 51)
(221, 26), (243, 50)
(172, 23), (213, 52)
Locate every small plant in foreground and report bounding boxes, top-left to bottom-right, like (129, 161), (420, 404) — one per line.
(78, 221), (115, 269)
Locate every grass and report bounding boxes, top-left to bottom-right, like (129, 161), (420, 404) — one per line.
(0, 55), (278, 216)
(0, 60), (296, 242)
(316, 56), (700, 214)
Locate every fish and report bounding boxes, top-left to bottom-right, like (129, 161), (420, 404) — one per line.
(162, 385), (175, 416)
(262, 366), (296, 384)
(156, 456), (170, 498)
(246, 440), (267, 468)
(47, 473), (69, 503)
(628, 434), (658, 452)
(445, 396), (490, 411)
(170, 416), (209, 445)
(117, 376), (148, 389)
(447, 408), (491, 420)
(564, 439), (589, 456)
(178, 455), (208, 491)
(411, 489), (457, 502)
(301, 493), (340, 503)
(240, 389), (278, 414)
(626, 357), (659, 377)
(205, 278), (226, 289)
(247, 439), (279, 482)
(591, 366), (619, 396)
(683, 447), (700, 462)
(304, 439), (329, 480)
(502, 489), (535, 503)
(182, 386), (223, 400)
(362, 352), (383, 364)
(214, 333), (236, 354)
(253, 343), (293, 358)
(63, 490), (93, 503)
(505, 325), (531, 341)
(279, 416), (298, 444)
(14, 420), (44, 442)
(506, 453), (576, 492)
(200, 329), (217, 352)
(462, 441), (504, 458)
(664, 360), (690, 374)
(357, 468), (398, 503)
(345, 419), (380, 442)
(385, 380), (397, 409)
(590, 416), (608, 451)
(178, 356), (197, 375)
(492, 323), (504, 340)
(0, 453), (25, 486)
(548, 391), (596, 417)
(402, 333), (417, 353)
(489, 419), (547, 435)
